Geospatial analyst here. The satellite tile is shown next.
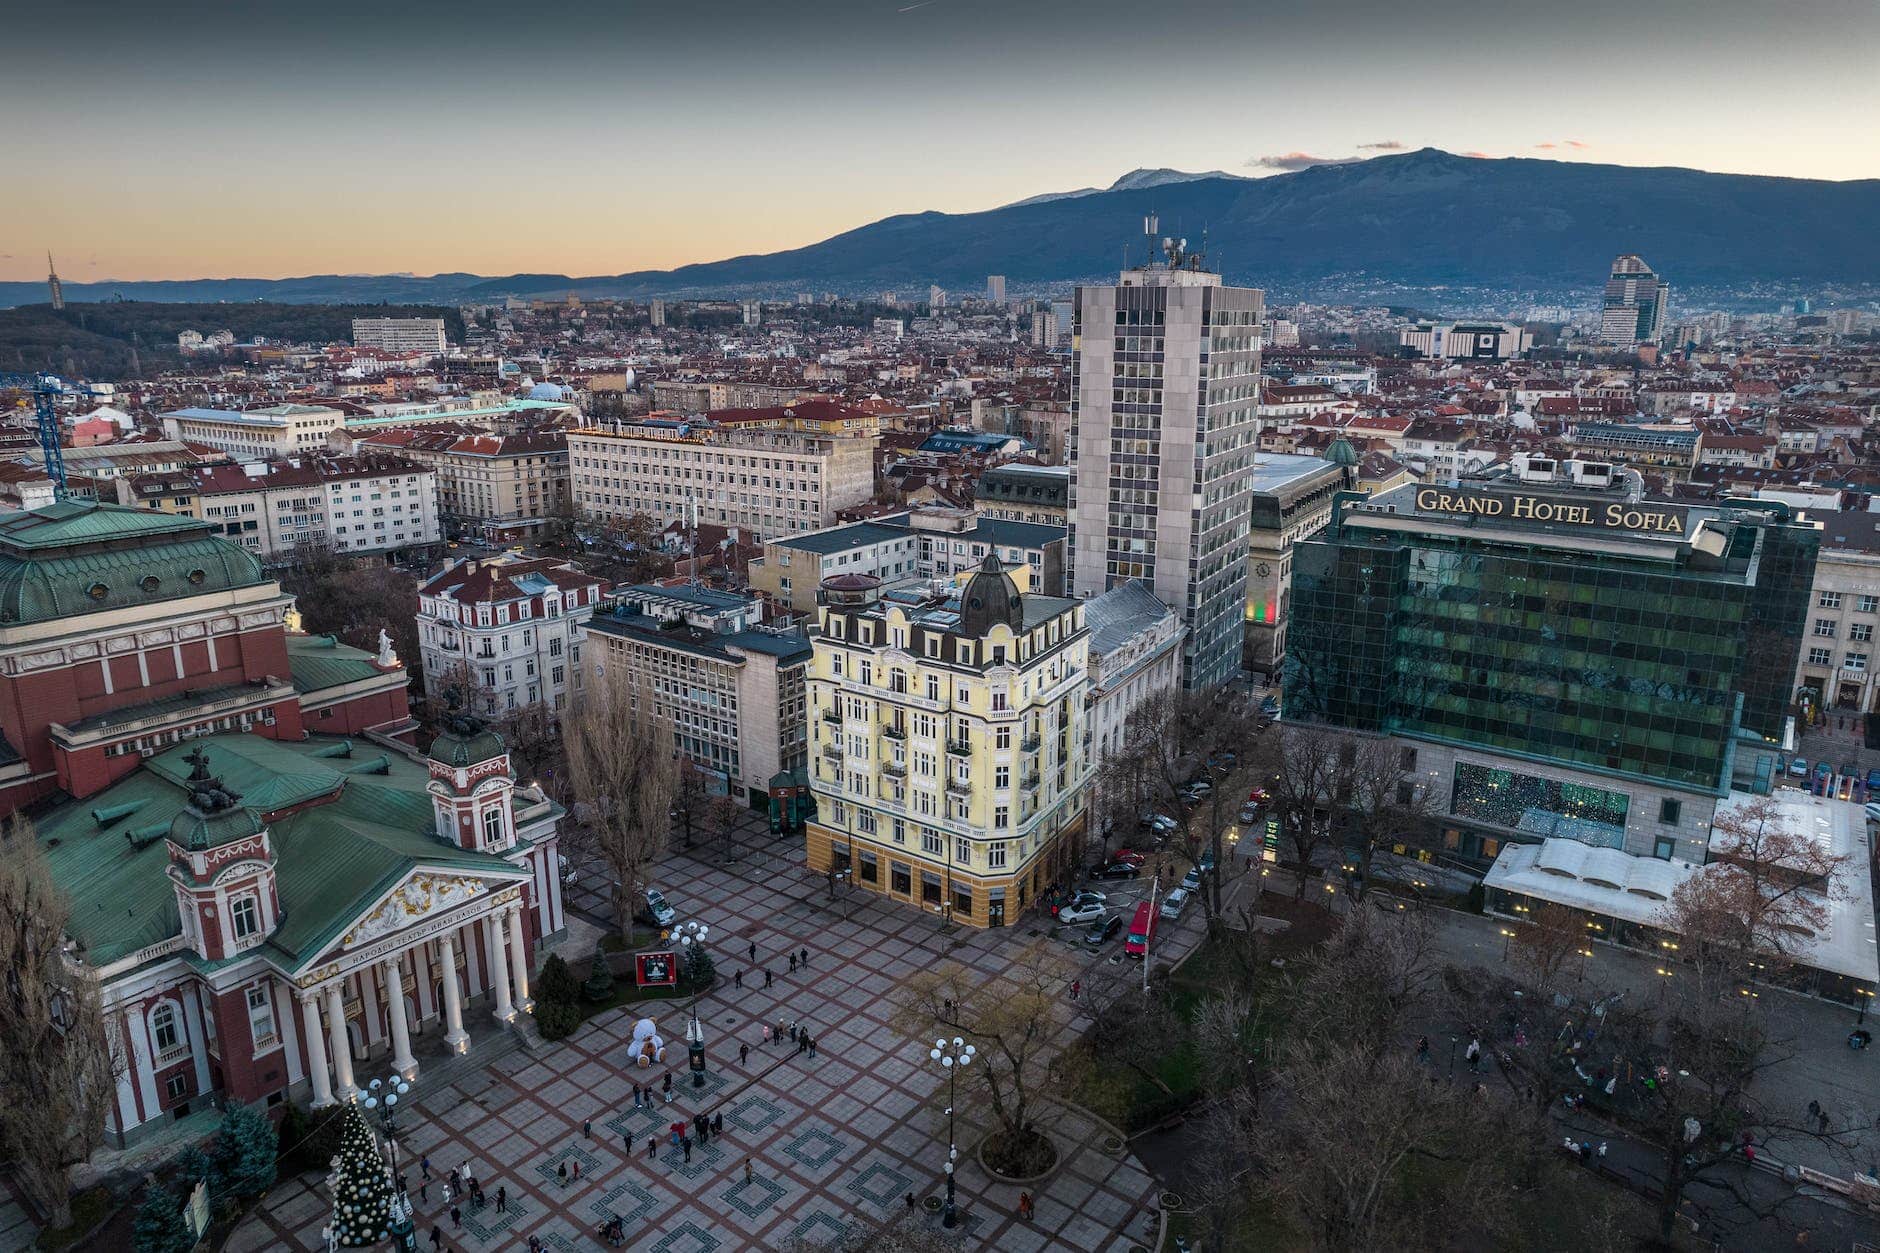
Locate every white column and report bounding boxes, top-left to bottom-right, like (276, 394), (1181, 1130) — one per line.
(383, 957), (417, 1079)
(301, 994), (334, 1107)
(507, 906), (533, 1011)
(324, 983), (356, 1101)
(439, 931), (469, 1052)
(486, 913), (514, 1023)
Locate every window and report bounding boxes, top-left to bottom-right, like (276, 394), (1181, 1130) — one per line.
(994, 805), (1009, 829)
(925, 675), (940, 702)
(1846, 652), (1868, 672)
(166, 1073), (191, 1102)
(1819, 591), (1843, 609)
(860, 851), (879, 884)
(150, 1004), (182, 1056)
(921, 870), (943, 904)
(247, 985), (278, 1048)
(952, 882), (973, 917)
(921, 828), (943, 855)
(1814, 618), (1837, 638)
(990, 689), (1009, 712)
(995, 725), (1011, 750)
(994, 766), (1010, 789)
(1659, 798), (1682, 825)
(1808, 647), (1833, 666)
(892, 818), (906, 845)
(1861, 595), (1879, 614)
(988, 840), (1007, 869)
(1653, 836), (1675, 861)
(230, 896), (261, 941)
(482, 806), (505, 846)
(1399, 747), (1417, 770)
(954, 835), (972, 864)
(891, 861), (911, 894)
(1854, 624), (1873, 643)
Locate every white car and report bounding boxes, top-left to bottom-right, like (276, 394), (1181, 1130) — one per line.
(1139, 813), (1178, 834)
(1160, 888), (1190, 920)
(637, 888), (677, 928)
(1057, 900), (1107, 926)
(1864, 802), (1880, 825)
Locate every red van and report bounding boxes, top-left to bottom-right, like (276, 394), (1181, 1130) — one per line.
(1124, 900), (1158, 959)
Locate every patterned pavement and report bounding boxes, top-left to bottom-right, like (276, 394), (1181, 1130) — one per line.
(231, 819), (1196, 1251)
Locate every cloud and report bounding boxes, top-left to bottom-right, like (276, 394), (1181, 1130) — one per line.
(1246, 151), (1357, 172)
(1461, 151), (1490, 159)
(1357, 140), (1405, 151)
(1535, 142), (1557, 150)
(1565, 139), (1590, 149)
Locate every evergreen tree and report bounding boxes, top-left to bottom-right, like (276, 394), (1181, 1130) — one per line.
(682, 942), (715, 992)
(211, 1101), (278, 1199)
(538, 953), (579, 1003)
(328, 1104), (394, 1246)
(130, 1184), (193, 1253)
(581, 952), (615, 1003)
(171, 1145), (214, 1189)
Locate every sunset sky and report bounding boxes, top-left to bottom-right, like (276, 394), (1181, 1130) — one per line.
(6, 0), (1877, 283)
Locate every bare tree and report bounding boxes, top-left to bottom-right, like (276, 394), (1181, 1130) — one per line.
(670, 760), (710, 850)
(1285, 906), (1442, 1059)
(894, 943), (1069, 1176)
(707, 792), (744, 865)
(0, 819), (117, 1229)
(491, 700), (565, 795)
(1340, 733), (1434, 897)
(563, 668), (679, 945)
(1507, 901), (1588, 990)
(1260, 723), (1343, 902)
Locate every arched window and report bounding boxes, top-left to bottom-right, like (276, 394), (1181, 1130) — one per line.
(150, 1003), (181, 1056)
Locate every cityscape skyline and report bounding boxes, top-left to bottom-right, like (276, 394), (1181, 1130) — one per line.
(6, 0), (1878, 284)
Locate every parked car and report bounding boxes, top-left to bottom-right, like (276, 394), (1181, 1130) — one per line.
(636, 887), (677, 929)
(1867, 768), (1880, 791)
(1789, 756), (1809, 778)
(1111, 847), (1151, 866)
(1815, 761), (1834, 781)
(1057, 900), (1107, 926)
(1091, 860), (1142, 881)
(1160, 888), (1190, 920)
(1238, 803), (1262, 824)
(1181, 867), (1203, 893)
(1864, 802), (1880, 825)
(1124, 901), (1159, 959)
(1139, 812), (1179, 834)
(1183, 780), (1214, 799)
(1198, 848), (1216, 874)
(1246, 787), (1272, 806)
(1084, 914), (1124, 948)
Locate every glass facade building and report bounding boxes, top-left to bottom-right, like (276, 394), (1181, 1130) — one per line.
(1285, 473), (1818, 857)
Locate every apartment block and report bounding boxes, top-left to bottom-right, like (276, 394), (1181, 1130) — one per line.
(417, 557), (604, 715)
(162, 404), (348, 459)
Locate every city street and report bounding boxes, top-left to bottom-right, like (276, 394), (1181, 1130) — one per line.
(230, 811), (1208, 1252)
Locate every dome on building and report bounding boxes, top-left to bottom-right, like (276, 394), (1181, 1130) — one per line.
(528, 382), (573, 402)
(168, 747), (264, 850)
(1326, 437), (1360, 467)
(427, 691), (508, 769)
(820, 572), (881, 610)
(959, 553), (1022, 637)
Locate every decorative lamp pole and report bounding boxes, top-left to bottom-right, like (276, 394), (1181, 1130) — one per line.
(677, 920), (711, 1088)
(929, 1035), (975, 1229)
(362, 1073), (416, 1250)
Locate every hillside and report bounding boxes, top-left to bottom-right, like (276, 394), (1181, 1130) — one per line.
(5, 150), (1877, 309)
(0, 303), (465, 378)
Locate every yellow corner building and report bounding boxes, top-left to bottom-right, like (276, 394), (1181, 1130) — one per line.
(805, 555), (1092, 927)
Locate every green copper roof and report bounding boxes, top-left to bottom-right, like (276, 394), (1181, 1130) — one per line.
(286, 632), (386, 694)
(0, 502), (266, 626)
(428, 725), (507, 769)
(40, 734), (527, 968)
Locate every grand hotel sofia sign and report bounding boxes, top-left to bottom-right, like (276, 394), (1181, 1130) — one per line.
(1412, 487), (1689, 536)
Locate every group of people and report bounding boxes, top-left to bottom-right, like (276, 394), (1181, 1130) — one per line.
(421, 1156), (505, 1248)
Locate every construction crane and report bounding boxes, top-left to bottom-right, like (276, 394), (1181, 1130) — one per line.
(0, 372), (71, 500)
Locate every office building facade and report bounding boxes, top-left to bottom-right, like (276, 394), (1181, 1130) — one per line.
(1284, 457), (1817, 864)
(1068, 258), (1264, 688)
(1599, 254), (1670, 346)
(352, 317), (448, 355)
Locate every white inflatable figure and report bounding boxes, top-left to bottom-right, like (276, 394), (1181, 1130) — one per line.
(630, 1017), (667, 1068)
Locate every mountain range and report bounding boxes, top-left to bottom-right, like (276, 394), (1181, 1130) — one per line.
(6, 149), (1878, 309)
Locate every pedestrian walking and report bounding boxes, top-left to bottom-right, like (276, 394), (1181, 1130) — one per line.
(1808, 1099), (1822, 1120)
(496, 1185), (508, 1214)
(584, 1117), (593, 1139)
(442, 1182), (453, 1207)
(1070, 979), (1081, 1000)
(631, 1082), (641, 1108)
(430, 1224), (443, 1250)
(765, 969), (773, 988)
(740, 1042), (749, 1065)
(421, 1155), (432, 1181)
(683, 1138), (693, 1163)
(450, 1205), (462, 1230)
(799, 947), (808, 967)
(557, 1162), (568, 1188)
(735, 969), (743, 989)
(745, 1157), (754, 1184)
(1416, 1036), (1430, 1063)
(419, 1180), (429, 1204)
(663, 1071), (673, 1098)
(448, 1167), (461, 1193)
(797, 1032), (807, 1055)
(712, 1112), (723, 1135)
(624, 1130), (633, 1155)
(462, 1163), (475, 1194)
(1465, 1037), (1482, 1072)
(808, 1034), (818, 1059)
(647, 1136), (656, 1161)
(776, 1016), (785, 1042)
(572, 1160), (581, 1183)
(789, 953), (798, 973)
(905, 1192), (916, 1212)
(1818, 1109), (1830, 1133)
(1018, 1190), (1033, 1220)
(748, 939), (757, 962)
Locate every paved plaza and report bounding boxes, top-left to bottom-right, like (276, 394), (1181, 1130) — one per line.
(230, 821), (1199, 1251)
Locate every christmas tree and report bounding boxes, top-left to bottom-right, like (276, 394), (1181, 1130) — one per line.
(328, 1104), (394, 1246)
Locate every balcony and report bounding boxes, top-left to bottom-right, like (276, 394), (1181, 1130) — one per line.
(1020, 733), (1042, 752)
(820, 741), (844, 762)
(882, 761), (907, 779)
(1021, 774), (1042, 793)
(946, 738), (972, 757)
(882, 723), (907, 741)
(820, 709), (841, 725)
(945, 778), (973, 798)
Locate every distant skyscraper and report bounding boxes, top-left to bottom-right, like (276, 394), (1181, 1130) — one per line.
(650, 299), (666, 328)
(1599, 254), (1669, 346)
(929, 285), (948, 310)
(742, 300), (762, 326)
(46, 252), (64, 311)
(987, 275), (1006, 304)
(351, 317), (446, 354)
(1068, 242), (1264, 689)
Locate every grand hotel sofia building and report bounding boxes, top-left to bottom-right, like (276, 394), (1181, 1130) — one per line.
(1283, 457), (1818, 866)
(2, 502), (566, 1144)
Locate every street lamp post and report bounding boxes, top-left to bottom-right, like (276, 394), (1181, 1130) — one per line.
(362, 1074), (416, 1251)
(676, 920), (711, 1088)
(928, 1036), (975, 1229)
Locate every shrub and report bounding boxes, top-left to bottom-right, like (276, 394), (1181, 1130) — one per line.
(538, 953), (580, 1004)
